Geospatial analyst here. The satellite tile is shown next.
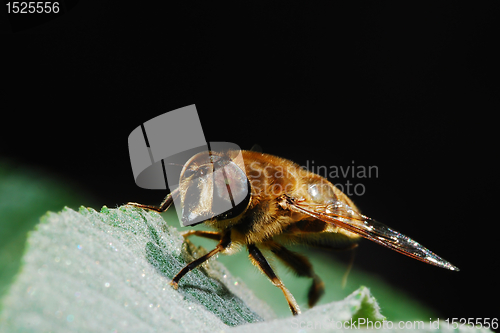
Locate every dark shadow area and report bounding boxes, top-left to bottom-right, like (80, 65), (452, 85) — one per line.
(144, 224), (264, 326)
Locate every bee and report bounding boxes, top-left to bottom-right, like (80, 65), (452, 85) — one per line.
(128, 150), (459, 316)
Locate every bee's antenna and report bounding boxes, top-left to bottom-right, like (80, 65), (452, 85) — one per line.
(165, 162), (185, 167)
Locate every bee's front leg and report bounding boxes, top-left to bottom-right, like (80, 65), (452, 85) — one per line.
(171, 230), (231, 289)
(181, 230), (222, 241)
(127, 189), (177, 212)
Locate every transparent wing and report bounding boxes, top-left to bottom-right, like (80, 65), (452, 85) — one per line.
(282, 196), (459, 271)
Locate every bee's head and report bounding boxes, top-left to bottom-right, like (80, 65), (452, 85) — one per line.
(178, 150), (251, 226)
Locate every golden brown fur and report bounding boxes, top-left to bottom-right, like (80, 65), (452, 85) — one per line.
(127, 149), (458, 316)
(207, 150), (361, 248)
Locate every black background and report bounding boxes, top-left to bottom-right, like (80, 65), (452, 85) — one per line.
(2, 1), (498, 322)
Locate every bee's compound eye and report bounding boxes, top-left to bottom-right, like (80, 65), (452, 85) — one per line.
(182, 168), (195, 179)
(214, 162), (247, 202)
(197, 165), (209, 177)
(212, 160), (250, 220)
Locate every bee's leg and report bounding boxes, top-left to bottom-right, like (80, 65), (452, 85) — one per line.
(181, 230), (222, 241)
(266, 241), (324, 308)
(127, 190), (176, 212)
(171, 230), (231, 289)
(303, 243), (358, 290)
(247, 244), (301, 316)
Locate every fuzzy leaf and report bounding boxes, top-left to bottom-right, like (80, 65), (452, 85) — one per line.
(0, 206), (490, 333)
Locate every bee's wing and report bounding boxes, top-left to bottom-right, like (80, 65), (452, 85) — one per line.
(282, 196), (459, 271)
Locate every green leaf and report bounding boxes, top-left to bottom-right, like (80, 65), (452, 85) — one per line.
(0, 206), (490, 332)
(0, 161), (89, 310)
(0, 206), (271, 331)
